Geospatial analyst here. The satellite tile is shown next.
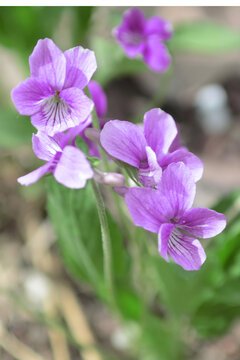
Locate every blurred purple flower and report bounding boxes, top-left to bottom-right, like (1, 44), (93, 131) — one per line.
(125, 162), (226, 270)
(114, 8), (172, 71)
(100, 108), (203, 187)
(11, 38), (97, 136)
(18, 131), (93, 189)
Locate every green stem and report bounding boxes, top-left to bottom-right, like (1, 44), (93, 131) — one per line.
(91, 107), (110, 171)
(91, 179), (115, 307)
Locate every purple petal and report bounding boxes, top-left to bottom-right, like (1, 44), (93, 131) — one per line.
(179, 207), (226, 239)
(66, 115), (93, 145)
(64, 46), (97, 89)
(11, 78), (52, 116)
(157, 162), (196, 218)
(138, 146), (162, 187)
(145, 16), (173, 40)
(144, 108), (178, 158)
(143, 36), (171, 72)
(31, 88), (93, 136)
(17, 162), (52, 186)
(54, 146), (93, 189)
(88, 80), (107, 119)
(158, 223), (173, 262)
(125, 187), (169, 233)
(114, 8), (146, 58)
(32, 132), (62, 161)
(29, 38), (66, 91)
(167, 227), (206, 270)
(100, 120), (146, 167)
(160, 149), (204, 182)
(169, 133), (182, 153)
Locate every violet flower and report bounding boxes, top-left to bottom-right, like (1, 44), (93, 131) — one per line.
(11, 38), (97, 136)
(100, 108), (203, 187)
(18, 131), (93, 189)
(67, 80), (108, 158)
(88, 80), (107, 119)
(125, 162), (226, 270)
(114, 8), (172, 72)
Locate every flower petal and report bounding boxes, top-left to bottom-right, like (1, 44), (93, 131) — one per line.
(29, 38), (66, 91)
(64, 46), (97, 89)
(100, 120), (147, 167)
(160, 149), (204, 182)
(88, 80), (107, 119)
(168, 228), (206, 271)
(158, 223), (173, 262)
(169, 132), (183, 153)
(138, 146), (162, 187)
(125, 187), (169, 233)
(179, 207), (227, 239)
(114, 8), (146, 58)
(31, 88), (93, 136)
(54, 146), (93, 189)
(11, 78), (52, 116)
(32, 132), (62, 161)
(17, 162), (52, 186)
(144, 108), (178, 158)
(157, 162), (196, 218)
(66, 115), (93, 146)
(143, 36), (171, 72)
(145, 16), (173, 40)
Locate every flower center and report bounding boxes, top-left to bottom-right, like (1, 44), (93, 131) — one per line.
(123, 31), (143, 46)
(41, 94), (71, 131)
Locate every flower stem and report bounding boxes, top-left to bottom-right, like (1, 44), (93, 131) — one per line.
(91, 179), (116, 307)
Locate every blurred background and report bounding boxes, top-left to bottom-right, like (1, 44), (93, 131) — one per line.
(1, 6), (240, 360)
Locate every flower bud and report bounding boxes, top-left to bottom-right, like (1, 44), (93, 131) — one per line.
(94, 169), (125, 187)
(84, 128), (101, 144)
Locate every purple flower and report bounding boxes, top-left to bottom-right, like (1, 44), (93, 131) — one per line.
(67, 80), (108, 158)
(100, 108), (203, 187)
(125, 162), (226, 270)
(18, 131), (93, 189)
(114, 8), (172, 72)
(88, 80), (107, 119)
(11, 38), (97, 136)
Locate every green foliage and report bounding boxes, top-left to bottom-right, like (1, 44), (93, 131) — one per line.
(46, 178), (141, 319)
(0, 107), (34, 148)
(191, 190), (240, 338)
(0, 7), (64, 61)
(170, 22), (240, 53)
(0, 7), (94, 65)
(75, 136), (90, 155)
(71, 7), (94, 46)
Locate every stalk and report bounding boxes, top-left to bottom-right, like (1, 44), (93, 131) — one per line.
(91, 179), (115, 307)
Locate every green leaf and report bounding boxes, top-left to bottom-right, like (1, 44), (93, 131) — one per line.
(47, 178), (104, 294)
(71, 7), (94, 46)
(0, 108), (34, 148)
(212, 189), (240, 214)
(137, 314), (186, 360)
(170, 22), (240, 53)
(192, 278), (240, 337)
(87, 156), (101, 167)
(75, 136), (89, 156)
(47, 178), (133, 301)
(0, 7), (65, 62)
(92, 37), (146, 86)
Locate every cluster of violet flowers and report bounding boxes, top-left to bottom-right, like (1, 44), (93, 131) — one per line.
(11, 8), (226, 272)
